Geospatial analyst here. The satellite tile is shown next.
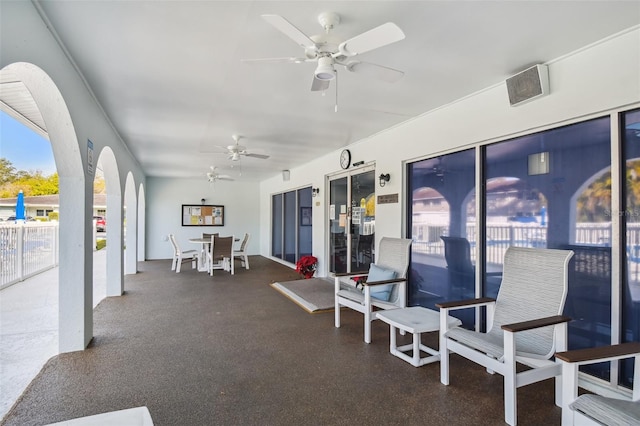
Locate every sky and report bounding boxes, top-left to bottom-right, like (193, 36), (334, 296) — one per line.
(0, 110), (56, 175)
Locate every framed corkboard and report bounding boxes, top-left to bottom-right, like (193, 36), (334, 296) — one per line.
(182, 204), (224, 226)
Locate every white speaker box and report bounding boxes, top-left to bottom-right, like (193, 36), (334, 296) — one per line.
(506, 64), (549, 107)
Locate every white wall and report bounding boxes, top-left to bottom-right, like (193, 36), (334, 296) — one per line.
(146, 177), (261, 260)
(259, 27), (640, 277)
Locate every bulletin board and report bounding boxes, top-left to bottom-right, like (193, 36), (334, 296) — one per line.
(182, 204), (224, 226)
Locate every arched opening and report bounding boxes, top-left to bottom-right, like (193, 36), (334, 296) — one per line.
(0, 62), (89, 417)
(2, 63), (90, 352)
(96, 147), (123, 298)
(137, 184), (146, 262)
(124, 172), (137, 275)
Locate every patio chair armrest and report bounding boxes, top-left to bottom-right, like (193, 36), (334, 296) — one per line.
(556, 342), (640, 365)
(501, 315), (571, 333)
(334, 271), (369, 278)
(436, 297), (495, 310)
(363, 277), (406, 287)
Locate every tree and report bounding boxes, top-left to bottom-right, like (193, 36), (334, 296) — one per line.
(0, 158), (18, 185)
(0, 158), (59, 197)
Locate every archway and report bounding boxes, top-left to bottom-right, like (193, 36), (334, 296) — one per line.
(97, 146), (124, 297)
(2, 62), (90, 352)
(137, 184), (146, 262)
(124, 172), (137, 275)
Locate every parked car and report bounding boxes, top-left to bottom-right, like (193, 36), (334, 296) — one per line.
(6, 216), (36, 222)
(93, 216), (106, 232)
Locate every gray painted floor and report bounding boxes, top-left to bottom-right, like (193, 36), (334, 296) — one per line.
(1, 256), (561, 425)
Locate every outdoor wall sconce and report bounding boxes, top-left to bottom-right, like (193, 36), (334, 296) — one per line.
(201, 198), (206, 205)
(379, 173), (390, 187)
(312, 188), (320, 197)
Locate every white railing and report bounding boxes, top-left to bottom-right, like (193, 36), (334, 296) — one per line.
(412, 222), (640, 266)
(0, 222), (59, 289)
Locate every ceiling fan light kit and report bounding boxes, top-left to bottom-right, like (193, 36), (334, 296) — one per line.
(315, 56), (335, 80)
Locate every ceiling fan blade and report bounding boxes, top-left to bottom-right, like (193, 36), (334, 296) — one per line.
(241, 57), (308, 64)
(218, 176), (235, 181)
(337, 22), (405, 57)
(311, 76), (330, 92)
(262, 15), (317, 51)
(345, 61), (404, 83)
(244, 153), (270, 160)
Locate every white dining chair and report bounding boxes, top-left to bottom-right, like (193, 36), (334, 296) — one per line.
(168, 234), (197, 273)
(234, 233), (250, 270)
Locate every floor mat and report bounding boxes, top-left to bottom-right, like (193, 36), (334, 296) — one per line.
(270, 277), (335, 313)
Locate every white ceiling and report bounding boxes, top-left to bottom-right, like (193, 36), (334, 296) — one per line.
(5, 1), (640, 181)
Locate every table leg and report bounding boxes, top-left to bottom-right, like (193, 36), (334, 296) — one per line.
(413, 333), (421, 366)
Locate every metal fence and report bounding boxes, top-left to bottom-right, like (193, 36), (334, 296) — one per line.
(0, 222), (59, 289)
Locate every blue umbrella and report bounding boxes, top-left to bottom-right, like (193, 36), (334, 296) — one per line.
(15, 190), (25, 221)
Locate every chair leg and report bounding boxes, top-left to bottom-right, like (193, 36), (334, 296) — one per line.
(439, 312), (450, 385)
(504, 332), (517, 426)
(243, 254), (249, 269)
(171, 256), (177, 271)
(364, 308), (372, 344)
(335, 297), (341, 328)
(176, 255), (182, 273)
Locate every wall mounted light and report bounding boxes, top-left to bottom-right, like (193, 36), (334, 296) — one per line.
(379, 173), (390, 187)
(201, 198), (206, 205)
(312, 188), (320, 197)
(282, 170), (290, 182)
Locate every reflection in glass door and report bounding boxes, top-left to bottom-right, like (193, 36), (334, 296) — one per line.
(329, 168), (376, 274)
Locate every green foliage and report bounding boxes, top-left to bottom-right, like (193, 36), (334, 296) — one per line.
(576, 171), (611, 222)
(0, 158), (18, 185)
(0, 157), (59, 197)
(48, 211), (59, 221)
(96, 239), (106, 251)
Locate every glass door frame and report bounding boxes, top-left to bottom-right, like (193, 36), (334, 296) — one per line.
(326, 163), (376, 275)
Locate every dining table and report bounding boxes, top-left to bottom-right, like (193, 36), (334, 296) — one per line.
(188, 236), (240, 273)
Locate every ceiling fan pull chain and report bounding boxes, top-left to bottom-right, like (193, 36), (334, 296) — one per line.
(335, 69), (338, 113)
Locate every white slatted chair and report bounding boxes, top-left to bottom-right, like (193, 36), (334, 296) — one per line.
(234, 233), (250, 270)
(438, 247), (574, 426)
(168, 234), (197, 273)
(334, 237), (412, 343)
(556, 342), (640, 425)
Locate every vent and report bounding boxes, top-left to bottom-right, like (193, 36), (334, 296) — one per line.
(506, 64), (549, 107)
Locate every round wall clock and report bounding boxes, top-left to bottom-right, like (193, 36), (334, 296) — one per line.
(340, 149), (351, 169)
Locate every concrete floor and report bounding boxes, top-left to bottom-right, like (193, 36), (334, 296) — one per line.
(0, 249), (107, 422)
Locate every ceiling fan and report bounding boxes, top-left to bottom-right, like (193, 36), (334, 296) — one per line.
(214, 135), (270, 162)
(244, 12), (405, 92)
(206, 166), (234, 183)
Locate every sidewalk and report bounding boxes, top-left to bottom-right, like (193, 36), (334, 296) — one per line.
(0, 249), (106, 421)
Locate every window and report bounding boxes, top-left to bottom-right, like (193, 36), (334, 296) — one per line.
(407, 114), (619, 383)
(484, 117), (611, 380)
(622, 108), (640, 388)
(272, 187), (313, 264)
(408, 149), (476, 327)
